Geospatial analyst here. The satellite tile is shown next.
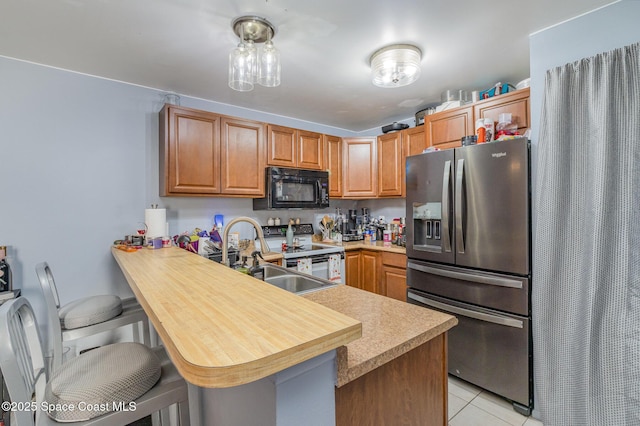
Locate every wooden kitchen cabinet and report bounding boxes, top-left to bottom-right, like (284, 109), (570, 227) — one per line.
(422, 88), (531, 152)
(220, 117), (265, 196)
(160, 105), (221, 196)
(377, 132), (404, 197)
(298, 130), (324, 170)
(424, 105), (473, 150)
(380, 252), (407, 302)
(360, 250), (380, 294)
(266, 124), (324, 170)
(266, 124), (296, 167)
(324, 134), (343, 197)
(345, 250), (361, 289)
(342, 137), (377, 198)
(403, 126), (427, 157)
(346, 249), (407, 300)
(345, 249), (379, 294)
(160, 105), (265, 197)
(473, 87), (531, 136)
(336, 333), (447, 426)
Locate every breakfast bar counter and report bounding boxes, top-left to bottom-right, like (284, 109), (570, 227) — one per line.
(112, 245), (456, 425)
(111, 246), (362, 388)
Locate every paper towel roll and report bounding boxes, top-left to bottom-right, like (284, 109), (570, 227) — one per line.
(145, 208), (166, 239)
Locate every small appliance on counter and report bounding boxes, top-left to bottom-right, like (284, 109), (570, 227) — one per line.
(342, 234), (364, 243)
(339, 208), (364, 242)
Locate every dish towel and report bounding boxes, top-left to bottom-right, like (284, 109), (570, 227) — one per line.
(328, 254), (342, 282)
(297, 258), (312, 275)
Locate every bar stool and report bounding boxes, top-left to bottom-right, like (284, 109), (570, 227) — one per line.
(35, 262), (150, 374)
(0, 296), (189, 426)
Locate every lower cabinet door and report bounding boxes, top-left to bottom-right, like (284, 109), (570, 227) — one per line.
(383, 265), (407, 301)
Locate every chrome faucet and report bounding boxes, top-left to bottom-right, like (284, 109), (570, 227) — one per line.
(221, 216), (271, 266)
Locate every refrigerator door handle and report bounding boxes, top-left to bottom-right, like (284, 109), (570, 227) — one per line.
(407, 291), (524, 329)
(455, 158), (465, 253)
(407, 261), (523, 289)
(442, 160), (452, 253)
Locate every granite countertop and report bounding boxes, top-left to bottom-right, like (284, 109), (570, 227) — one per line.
(340, 241), (407, 254)
(303, 285), (457, 387)
(240, 238), (407, 264)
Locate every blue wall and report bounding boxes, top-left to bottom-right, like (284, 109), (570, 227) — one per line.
(0, 56), (381, 331)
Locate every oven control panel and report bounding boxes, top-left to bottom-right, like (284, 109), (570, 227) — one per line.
(261, 223), (314, 237)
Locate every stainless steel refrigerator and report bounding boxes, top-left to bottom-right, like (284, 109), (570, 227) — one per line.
(405, 137), (532, 415)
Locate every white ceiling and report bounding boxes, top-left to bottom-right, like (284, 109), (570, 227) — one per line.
(0, 0), (614, 132)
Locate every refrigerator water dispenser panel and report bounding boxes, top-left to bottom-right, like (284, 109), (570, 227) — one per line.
(413, 202), (442, 220)
(413, 202), (443, 252)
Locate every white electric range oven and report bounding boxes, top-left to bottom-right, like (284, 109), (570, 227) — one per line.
(256, 224), (345, 283)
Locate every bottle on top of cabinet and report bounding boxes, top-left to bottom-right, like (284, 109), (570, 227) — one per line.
(496, 113), (518, 139)
(475, 118), (495, 143)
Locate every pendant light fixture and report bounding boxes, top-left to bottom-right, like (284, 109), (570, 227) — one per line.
(229, 16), (280, 91)
(369, 44), (422, 88)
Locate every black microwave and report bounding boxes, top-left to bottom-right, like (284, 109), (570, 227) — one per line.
(253, 167), (330, 210)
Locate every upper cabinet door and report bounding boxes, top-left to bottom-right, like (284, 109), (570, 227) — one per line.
(298, 130), (324, 170)
(324, 135), (342, 197)
(425, 106), (473, 150)
(377, 132), (403, 197)
(267, 124), (297, 167)
(220, 117), (266, 196)
(473, 88), (530, 136)
(403, 126), (427, 157)
(342, 137), (377, 198)
(160, 105), (221, 195)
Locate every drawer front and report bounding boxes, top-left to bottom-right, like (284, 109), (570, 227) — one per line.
(408, 289), (532, 408)
(381, 252), (406, 268)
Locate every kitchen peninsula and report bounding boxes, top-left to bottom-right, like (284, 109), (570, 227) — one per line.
(112, 246), (456, 426)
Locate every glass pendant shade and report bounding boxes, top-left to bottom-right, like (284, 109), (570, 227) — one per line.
(258, 40), (281, 87)
(229, 16), (279, 92)
(370, 44), (422, 88)
(228, 42), (253, 91)
(245, 40), (258, 83)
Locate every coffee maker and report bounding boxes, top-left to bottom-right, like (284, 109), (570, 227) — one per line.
(341, 209), (363, 241)
(361, 207), (370, 225)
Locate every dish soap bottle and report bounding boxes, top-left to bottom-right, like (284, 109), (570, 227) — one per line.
(286, 220), (294, 248)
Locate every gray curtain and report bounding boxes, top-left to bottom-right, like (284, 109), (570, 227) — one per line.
(534, 42), (640, 425)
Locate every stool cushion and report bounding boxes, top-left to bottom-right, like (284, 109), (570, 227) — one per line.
(59, 295), (123, 330)
(44, 342), (161, 422)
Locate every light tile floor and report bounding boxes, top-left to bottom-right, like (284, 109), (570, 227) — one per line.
(448, 376), (544, 426)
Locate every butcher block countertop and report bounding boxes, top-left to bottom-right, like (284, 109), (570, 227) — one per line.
(303, 285), (457, 386)
(111, 246), (362, 388)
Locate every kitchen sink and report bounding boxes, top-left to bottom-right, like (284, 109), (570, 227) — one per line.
(260, 264), (339, 294)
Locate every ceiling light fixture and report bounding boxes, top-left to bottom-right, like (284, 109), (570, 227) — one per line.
(369, 44), (422, 88)
(229, 16), (280, 92)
